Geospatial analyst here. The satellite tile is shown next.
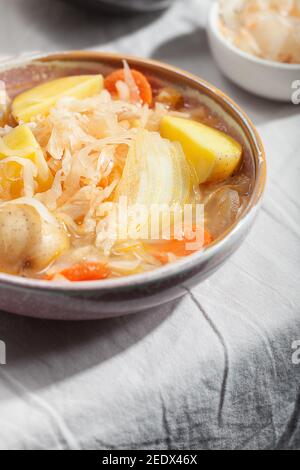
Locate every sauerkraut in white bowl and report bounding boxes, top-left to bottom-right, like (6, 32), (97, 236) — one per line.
(220, 0), (300, 64)
(208, 1), (300, 101)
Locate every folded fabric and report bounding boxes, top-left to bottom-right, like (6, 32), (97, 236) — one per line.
(0, 0), (299, 450)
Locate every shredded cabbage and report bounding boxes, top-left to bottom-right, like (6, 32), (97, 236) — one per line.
(0, 81), (9, 124)
(1, 66), (243, 279)
(0, 156), (37, 197)
(116, 129), (192, 207)
(220, 0), (300, 63)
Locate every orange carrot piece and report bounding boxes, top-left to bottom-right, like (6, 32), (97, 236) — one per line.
(104, 68), (153, 105)
(153, 253), (169, 265)
(46, 262), (110, 282)
(150, 227), (213, 260)
(61, 262), (110, 281)
(99, 176), (109, 189)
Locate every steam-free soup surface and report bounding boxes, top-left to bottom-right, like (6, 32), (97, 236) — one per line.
(0, 61), (252, 281)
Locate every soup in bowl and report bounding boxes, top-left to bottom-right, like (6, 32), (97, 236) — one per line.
(0, 52), (266, 319)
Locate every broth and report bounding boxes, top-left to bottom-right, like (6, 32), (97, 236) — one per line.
(0, 60), (252, 282)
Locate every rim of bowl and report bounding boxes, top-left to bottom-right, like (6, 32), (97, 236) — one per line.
(0, 50), (267, 292)
(85, 0), (172, 12)
(210, 1), (300, 71)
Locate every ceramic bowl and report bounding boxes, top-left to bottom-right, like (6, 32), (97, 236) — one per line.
(0, 51), (266, 320)
(65, 0), (173, 13)
(208, 2), (300, 102)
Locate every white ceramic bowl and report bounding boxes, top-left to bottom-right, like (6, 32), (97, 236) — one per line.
(207, 2), (300, 102)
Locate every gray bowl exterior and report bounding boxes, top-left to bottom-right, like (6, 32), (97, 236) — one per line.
(65, 0), (173, 13)
(0, 52), (266, 320)
(0, 205), (260, 320)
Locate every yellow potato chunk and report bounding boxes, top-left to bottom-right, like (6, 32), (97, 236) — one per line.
(160, 116), (242, 184)
(12, 74), (103, 123)
(0, 124), (52, 197)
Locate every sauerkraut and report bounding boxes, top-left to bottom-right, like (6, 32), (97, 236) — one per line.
(220, 0), (300, 63)
(0, 62), (251, 281)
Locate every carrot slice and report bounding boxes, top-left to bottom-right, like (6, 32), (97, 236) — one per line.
(43, 274), (55, 281)
(149, 226), (213, 261)
(46, 262), (110, 282)
(99, 176), (109, 189)
(104, 68), (152, 105)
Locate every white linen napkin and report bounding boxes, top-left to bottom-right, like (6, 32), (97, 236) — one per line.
(0, 0), (300, 451)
